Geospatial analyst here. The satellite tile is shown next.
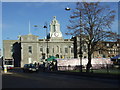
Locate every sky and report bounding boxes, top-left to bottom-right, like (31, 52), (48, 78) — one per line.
(2, 2), (77, 40)
(2, 2), (119, 39)
(0, 1), (119, 56)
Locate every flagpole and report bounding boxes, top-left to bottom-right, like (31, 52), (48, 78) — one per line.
(29, 20), (31, 34)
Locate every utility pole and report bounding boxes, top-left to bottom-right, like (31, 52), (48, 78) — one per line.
(29, 20), (31, 34)
(65, 6), (83, 72)
(79, 11), (83, 73)
(43, 22), (49, 66)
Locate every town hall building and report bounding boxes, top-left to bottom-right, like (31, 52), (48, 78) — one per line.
(3, 16), (74, 67)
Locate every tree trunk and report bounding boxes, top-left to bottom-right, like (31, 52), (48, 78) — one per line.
(86, 44), (92, 73)
(86, 55), (92, 73)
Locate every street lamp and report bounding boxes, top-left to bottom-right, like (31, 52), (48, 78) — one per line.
(65, 7), (71, 11)
(43, 22), (49, 66)
(79, 11), (83, 72)
(65, 7), (83, 72)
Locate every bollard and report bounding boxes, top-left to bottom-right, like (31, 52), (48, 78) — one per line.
(4, 66), (7, 73)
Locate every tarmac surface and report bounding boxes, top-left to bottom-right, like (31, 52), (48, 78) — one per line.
(1, 68), (120, 88)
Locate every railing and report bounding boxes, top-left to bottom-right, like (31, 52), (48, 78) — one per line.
(57, 64), (114, 71)
(57, 65), (84, 71)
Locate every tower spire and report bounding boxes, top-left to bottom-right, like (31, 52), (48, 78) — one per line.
(50, 16), (63, 38)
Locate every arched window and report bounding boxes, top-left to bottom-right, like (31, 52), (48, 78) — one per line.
(56, 54), (59, 58)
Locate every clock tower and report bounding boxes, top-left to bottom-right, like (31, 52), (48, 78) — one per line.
(50, 16), (63, 39)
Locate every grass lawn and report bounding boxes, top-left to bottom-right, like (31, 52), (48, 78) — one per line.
(92, 69), (120, 75)
(65, 68), (120, 75)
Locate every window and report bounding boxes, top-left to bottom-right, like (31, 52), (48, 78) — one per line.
(40, 47), (43, 52)
(57, 46), (59, 53)
(28, 46), (32, 53)
(71, 48), (74, 53)
(60, 48), (62, 53)
(53, 48), (54, 53)
(11, 45), (13, 53)
(110, 49), (112, 53)
(42, 53), (45, 59)
(65, 48), (68, 53)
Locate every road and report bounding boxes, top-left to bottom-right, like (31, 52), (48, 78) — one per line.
(2, 69), (120, 88)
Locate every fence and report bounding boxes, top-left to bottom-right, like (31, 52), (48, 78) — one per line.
(57, 58), (113, 70)
(57, 64), (113, 71)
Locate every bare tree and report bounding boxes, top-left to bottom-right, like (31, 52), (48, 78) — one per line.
(67, 2), (119, 72)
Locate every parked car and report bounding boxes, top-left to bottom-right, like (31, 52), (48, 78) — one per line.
(23, 64), (39, 72)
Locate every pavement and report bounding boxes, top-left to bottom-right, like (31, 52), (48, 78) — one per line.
(1, 71), (13, 75)
(3, 71), (119, 88)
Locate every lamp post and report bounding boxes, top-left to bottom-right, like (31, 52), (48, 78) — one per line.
(43, 22), (49, 67)
(79, 11), (83, 72)
(65, 7), (71, 11)
(65, 7), (83, 72)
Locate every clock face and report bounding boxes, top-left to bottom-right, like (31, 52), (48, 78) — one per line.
(54, 32), (59, 37)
